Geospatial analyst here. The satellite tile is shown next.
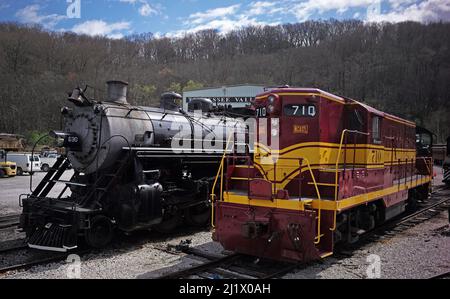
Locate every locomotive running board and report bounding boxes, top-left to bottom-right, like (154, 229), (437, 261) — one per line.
(28, 244), (78, 252)
(124, 146), (254, 156)
(28, 244), (70, 253)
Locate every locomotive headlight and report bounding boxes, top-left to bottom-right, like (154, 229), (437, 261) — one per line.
(268, 95), (276, 104)
(55, 137), (65, 147)
(271, 128), (278, 137)
(268, 105), (275, 113)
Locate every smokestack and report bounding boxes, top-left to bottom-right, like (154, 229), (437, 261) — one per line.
(106, 80), (128, 104)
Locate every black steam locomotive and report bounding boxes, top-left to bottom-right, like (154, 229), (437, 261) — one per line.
(19, 81), (249, 251)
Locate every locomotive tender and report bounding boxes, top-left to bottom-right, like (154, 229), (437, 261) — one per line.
(213, 88), (434, 262)
(20, 81), (248, 251)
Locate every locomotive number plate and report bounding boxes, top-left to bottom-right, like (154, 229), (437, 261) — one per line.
(293, 125), (309, 134)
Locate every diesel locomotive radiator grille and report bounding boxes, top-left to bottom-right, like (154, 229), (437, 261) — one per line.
(28, 223), (77, 252)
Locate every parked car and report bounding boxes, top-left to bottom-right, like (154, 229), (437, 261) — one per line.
(0, 161), (16, 177)
(0, 150), (16, 177)
(40, 153), (58, 172)
(6, 153), (41, 175)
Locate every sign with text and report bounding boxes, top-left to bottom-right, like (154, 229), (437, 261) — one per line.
(187, 97), (254, 104)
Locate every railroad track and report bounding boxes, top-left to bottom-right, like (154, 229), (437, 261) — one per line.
(1, 188), (447, 277)
(160, 188), (449, 279)
(0, 214), (20, 229)
(355, 188), (450, 245)
(0, 252), (69, 274)
(0, 236), (91, 275)
(428, 271), (450, 279)
(0, 246), (91, 275)
(157, 247), (302, 279)
(0, 238), (27, 254)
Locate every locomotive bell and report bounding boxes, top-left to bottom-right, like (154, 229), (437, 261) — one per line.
(160, 91), (182, 111)
(107, 80), (128, 104)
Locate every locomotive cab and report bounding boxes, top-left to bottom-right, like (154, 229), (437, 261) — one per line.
(416, 126), (433, 157)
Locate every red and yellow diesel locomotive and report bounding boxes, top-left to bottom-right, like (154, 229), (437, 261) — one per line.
(212, 88), (433, 262)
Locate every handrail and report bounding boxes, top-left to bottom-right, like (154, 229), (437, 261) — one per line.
(331, 129), (369, 231)
(210, 133), (235, 228)
(263, 156), (322, 242)
(334, 129), (370, 200)
(301, 157), (322, 244)
(417, 156), (432, 176)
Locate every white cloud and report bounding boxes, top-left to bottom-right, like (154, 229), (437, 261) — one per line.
(267, 0), (450, 23)
(388, 0), (417, 9)
(188, 4), (241, 24)
(119, 0), (160, 17)
(117, 0), (450, 38)
(163, 3), (282, 37)
(71, 20), (131, 39)
(247, 1), (278, 16)
(139, 3), (157, 16)
(15, 4), (67, 29)
(177, 17), (278, 36)
(367, 0), (450, 23)
(290, 0), (376, 21)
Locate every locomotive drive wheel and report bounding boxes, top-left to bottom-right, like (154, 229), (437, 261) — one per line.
(85, 215), (114, 248)
(184, 204), (211, 227)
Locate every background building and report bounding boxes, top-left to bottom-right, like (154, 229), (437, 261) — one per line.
(182, 85), (268, 111)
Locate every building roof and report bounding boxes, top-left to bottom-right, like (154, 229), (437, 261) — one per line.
(183, 84), (267, 93)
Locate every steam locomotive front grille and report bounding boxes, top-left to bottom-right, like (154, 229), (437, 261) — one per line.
(28, 223), (77, 252)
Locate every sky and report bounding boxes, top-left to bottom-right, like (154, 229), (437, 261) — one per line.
(0, 0), (449, 39)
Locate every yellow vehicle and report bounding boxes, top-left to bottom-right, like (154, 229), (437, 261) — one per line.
(0, 134), (24, 178)
(0, 161), (17, 177)
(0, 150), (17, 177)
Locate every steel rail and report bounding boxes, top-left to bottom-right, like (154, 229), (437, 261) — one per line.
(0, 241), (27, 254)
(0, 249), (90, 274)
(158, 253), (242, 279)
(428, 271), (450, 279)
(352, 190), (450, 245)
(0, 214), (20, 229)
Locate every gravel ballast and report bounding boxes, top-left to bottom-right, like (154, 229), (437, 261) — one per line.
(1, 209), (448, 279)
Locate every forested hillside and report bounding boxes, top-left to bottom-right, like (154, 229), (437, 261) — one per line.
(0, 20), (449, 142)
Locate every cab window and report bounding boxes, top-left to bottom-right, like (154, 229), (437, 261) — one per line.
(349, 109), (364, 131)
(372, 116), (381, 144)
(416, 133), (431, 149)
